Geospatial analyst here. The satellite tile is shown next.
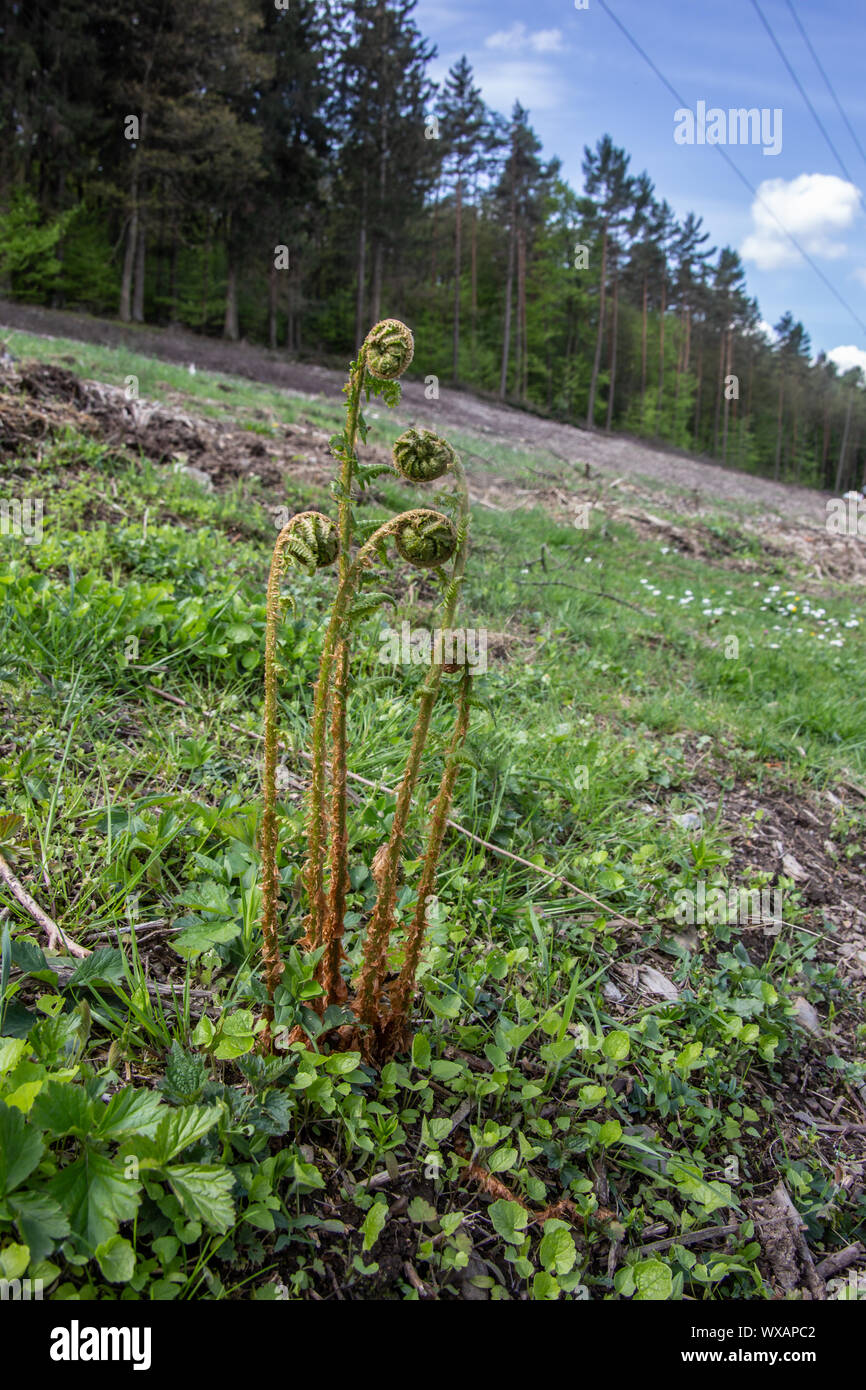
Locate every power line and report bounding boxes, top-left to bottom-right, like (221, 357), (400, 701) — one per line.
(749, 0), (860, 197)
(784, 0), (866, 172)
(594, 0), (866, 339)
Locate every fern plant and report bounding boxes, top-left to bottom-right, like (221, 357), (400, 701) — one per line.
(257, 320), (474, 1062)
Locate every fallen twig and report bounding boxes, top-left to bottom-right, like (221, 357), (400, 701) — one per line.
(815, 1243), (865, 1280)
(0, 849), (90, 958)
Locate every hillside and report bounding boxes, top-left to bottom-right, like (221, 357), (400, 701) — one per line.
(1, 323), (864, 1303)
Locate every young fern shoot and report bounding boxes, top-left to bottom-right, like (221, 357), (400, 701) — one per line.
(260, 511), (338, 1021)
(257, 319), (477, 1063)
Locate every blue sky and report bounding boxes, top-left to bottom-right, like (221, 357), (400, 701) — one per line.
(414, 0), (866, 375)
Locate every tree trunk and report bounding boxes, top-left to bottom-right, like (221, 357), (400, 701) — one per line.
(223, 258), (239, 341)
(200, 229), (211, 331)
(370, 238), (384, 324)
(453, 170), (463, 381)
(713, 326), (726, 456)
(119, 208), (138, 323)
(498, 158), (516, 400)
(774, 376), (784, 480)
(835, 392), (854, 492)
(169, 233), (178, 321)
(721, 330), (733, 464)
(606, 265), (619, 432)
(693, 328), (704, 446)
(132, 204), (146, 323)
(586, 221), (608, 427)
(516, 222), (527, 400)
(470, 198), (478, 359)
(656, 278), (667, 424)
(640, 275), (648, 426)
(268, 261), (278, 350)
(354, 214), (368, 349)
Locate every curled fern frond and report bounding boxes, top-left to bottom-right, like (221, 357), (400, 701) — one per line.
(284, 510), (339, 572)
(365, 319), (415, 381)
(392, 427), (457, 483)
(393, 509), (458, 568)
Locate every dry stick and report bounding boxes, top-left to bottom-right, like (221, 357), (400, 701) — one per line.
(141, 687), (643, 931)
(636, 1222), (741, 1257)
(519, 578), (657, 619)
(27, 956), (212, 1007)
(814, 1243), (865, 1280)
(0, 849), (90, 958)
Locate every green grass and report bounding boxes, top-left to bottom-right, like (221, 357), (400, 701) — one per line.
(1, 336), (864, 1302)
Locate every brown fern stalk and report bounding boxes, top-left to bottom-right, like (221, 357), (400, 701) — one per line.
(320, 323), (414, 1002)
(355, 456), (470, 1028)
(389, 667), (472, 1029)
(304, 510), (456, 960)
(322, 640), (350, 1002)
(260, 512), (338, 1022)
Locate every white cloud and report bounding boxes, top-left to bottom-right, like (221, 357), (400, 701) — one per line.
(740, 174), (862, 270)
(471, 59), (569, 115)
(755, 318), (777, 341)
(485, 23), (563, 55)
(828, 344), (866, 379)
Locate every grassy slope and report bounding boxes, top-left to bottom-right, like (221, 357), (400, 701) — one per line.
(1, 328), (864, 1302)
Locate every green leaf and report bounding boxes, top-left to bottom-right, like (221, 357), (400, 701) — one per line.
(0, 1243), (30, 1280)
(407, 1196), (438, 1224)
(488, 1198), (529, 1246)
(579, 1084), (607, 1106)
(95, 1088), (165, 1142)
(160, 1042), (208, 1104)
(212, 1010), (256, 1060)
(601, 1030), (630, 1062)
(67, 949), (126, 987)
(49, 1151), (141, 1250)
(163, 1164), (235, 1233)
(0, 1038), (29, 1075)
(0, 1105), (44, 1195)
(191, 1015), (215, 1048)
(29, 1079), (94, 1138)
(9, 1189), (70, 1265)
(95, 1234), (136, 1284)
(173, 919), (240, 960)
(634, 1258), (673, 1301)
(11, 938), (48, 976)
(411, 1034), (431, 1071)
(324, 1051), (362, 1076)
(539, 1225), (577, 1275)
(361, 1198), (388, 1251)
(152, 1105), (222, 1164)
(488, 1146), (518, 1173)
(532, 1270), (560, 1300)
(598, 1119), (623, 1147)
